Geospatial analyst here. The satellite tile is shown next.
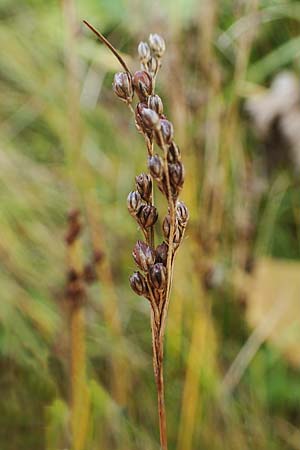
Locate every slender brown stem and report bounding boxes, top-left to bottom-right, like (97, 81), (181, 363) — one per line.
(83, 20), (132, 75)
(156, 340), (168, 450)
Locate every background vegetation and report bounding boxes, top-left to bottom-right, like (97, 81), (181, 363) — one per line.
(1, 0), (300, 448)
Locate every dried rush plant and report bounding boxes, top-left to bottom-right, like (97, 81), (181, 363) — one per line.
(84, 21), (189, 450)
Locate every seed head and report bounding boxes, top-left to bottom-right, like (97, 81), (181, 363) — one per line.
(135, 173), (152, 202)
(149, 263), (167, 291)
(149, 33), (166, 57)
(138, 41), (151, 63)
(148, 94), (163, 115)
(148, 154), (164, 180)
(176, 201), (189, 226)
(133, 240), (155, 272)
(129, 271), (148, 296)
(138, 204), (158, 228)
(133, 70), (153, 102)
(113, 72), (134, 103)
(127, 190), (143, 215)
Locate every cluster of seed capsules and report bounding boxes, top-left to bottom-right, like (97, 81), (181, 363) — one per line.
(112, 33), (189, 306)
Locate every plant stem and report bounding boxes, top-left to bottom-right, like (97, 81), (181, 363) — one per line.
(156, 339), (168, 450)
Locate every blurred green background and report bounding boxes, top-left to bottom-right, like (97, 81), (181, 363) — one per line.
(1, 0), (300, 449)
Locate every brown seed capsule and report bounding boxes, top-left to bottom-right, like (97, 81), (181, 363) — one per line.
(146, 56), (159, 76)
(133, 240), (155, 272)
(138, 41), (151, 63)
(127, 190), (143, 216)
(133, 70), (153, 102)
(135, 173), (152, 202)
(169, 161), (185, 189)
(162, 215), (171, 240)
(113, 72), (134, 103)
(135, 102), (152, 135)
(141, 107), (161, 131)
(138, 204), (158, 228)
(148, 94), (163, 115)
(176, 201), (189, 227)
(149, 33), (166, 57)
(155, 242), (168, 265)
(148, 154), (164, 180)
(129, 271), (148, 296)
(167, 142), (181, 163)
(149, 263), (167, 291)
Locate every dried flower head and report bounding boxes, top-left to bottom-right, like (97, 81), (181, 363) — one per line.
(148, 94), (164, 115)
(138, 204), (158, 228)
(148, 154), (164, 179)
(135, 173), (152, 202)
(149, 263), (167, 291)
(127, 190), (143, 216)
(132, 240), (155, 272)
(141, 107), (161, 131)
(133, 70), (153, 102)
(138, 41), (151, 63)
(130, 271), (148, 296)
(176, 201), (189, 226)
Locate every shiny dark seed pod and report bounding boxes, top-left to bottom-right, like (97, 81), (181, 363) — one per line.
(148, 154), (164, 180)
(169, 161), (185, 189)
(148, 94), (163, 115)
(133, 240), (155, 272)
(155, 119), (174, 146)
(138, 41), (151, 63)
(135, 102), (152, 135)
(127, 190), (143, 216)
(113, 72), (134, 103)
(138, 204), (158, 228)
(149, 33), (166, 57)
(162, 215), (171, 240)
(129, 271), (148, 296)
(135, 173), (152, 202)
(155, 242), (168, 265)
(149, 263), (167, 291)
(167, 142), (181, 163)
(141, 107), (161, 131)
(133, 70), (153, 102)
(176, 201), (189, 226)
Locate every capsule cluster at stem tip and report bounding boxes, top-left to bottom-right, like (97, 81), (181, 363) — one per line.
(112, 32), (189, 306)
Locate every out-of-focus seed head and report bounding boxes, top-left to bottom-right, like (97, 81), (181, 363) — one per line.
(148, 94), (163, 115)
(137, 204), (158, 228)
(149, 263), (167, 291)
(135, 173), (152, 201)
(146, 56), (159, 76)
(127, 190), (143, 216)
(155, 242), (168, 265)
(148, 154), (164, 180)
(141, 107), (161, 131)
(149, 33), (166, 57)
(133, 70), (153, 102)
(169, 161), (185, 190)
(167, 142), (181, 163)
(129, 271), (148, 296)
(113, 72), (134, 103)
(156, 119), (174, 146)
(176, 201), (189, 227)
(133, 240), (155, 272)
(138, 41), (151, 63)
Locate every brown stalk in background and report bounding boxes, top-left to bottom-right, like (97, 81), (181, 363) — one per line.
(83, 21), (189, 450)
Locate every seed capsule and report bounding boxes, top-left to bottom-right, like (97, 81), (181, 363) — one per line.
(127, 191), (143, 215)
(149, 33), (166, 57)
(138, 41), (151, 63)
(148, 154), (164, 180)
(133, 240), (155, 272)
(133, 70), (153, 102)
(135, 102), (152, 135)
(149, 263), (167, 291)
(148, 94), (163, 115)
(138, 204), (158, 228)
(141, 107), (161, 130)
(169, 161), (184, 189)
(129, 271), (148, 296)
(146, 56), (159, 76)
(135, 173), (152, 202)
(162, 215), (171, 240)
(176, 201), (189, 226)
(155, 242), (168, 265)
(167, 142), (181, 163)
(113, 72), (134, 103)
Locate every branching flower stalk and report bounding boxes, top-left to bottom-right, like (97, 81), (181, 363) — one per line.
(83, 21), (189, 450)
